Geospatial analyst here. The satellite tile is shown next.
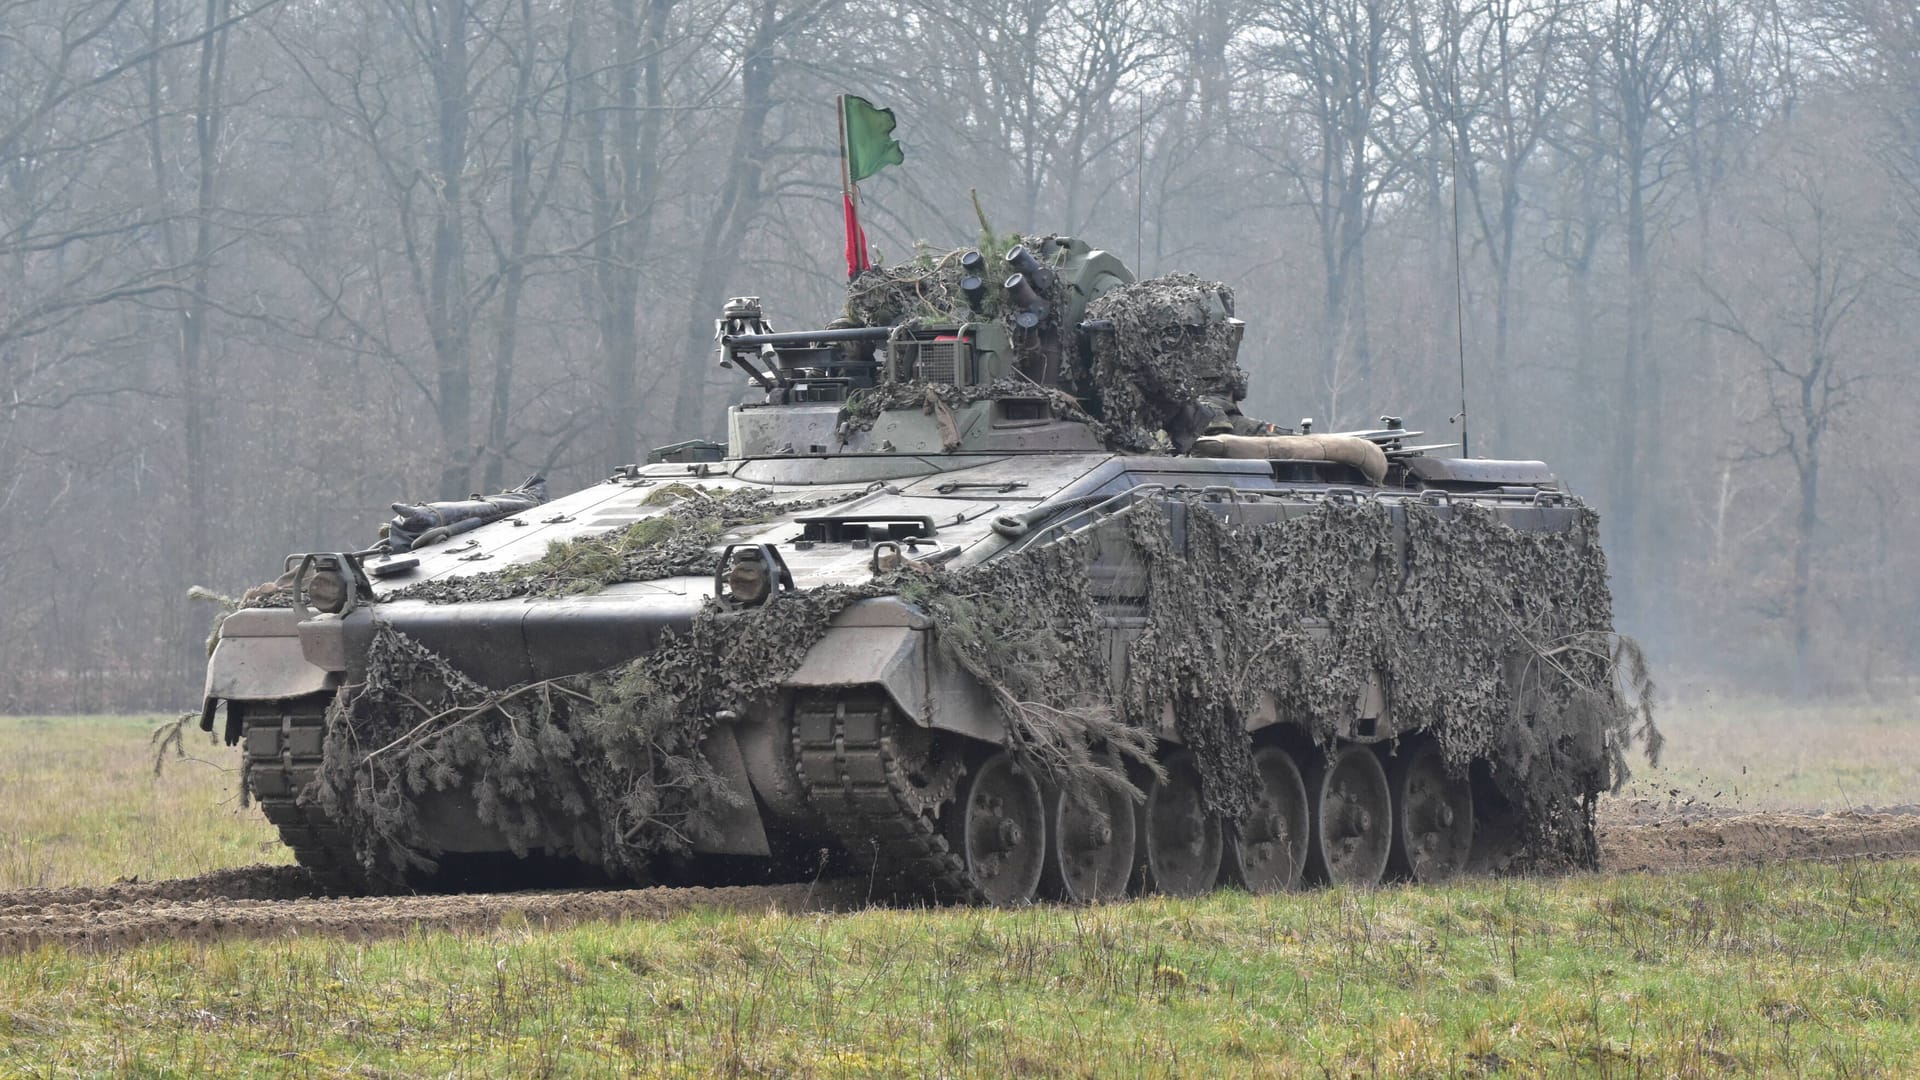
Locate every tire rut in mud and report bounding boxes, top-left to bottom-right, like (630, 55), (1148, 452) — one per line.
(0, 877), (866, 957)
(3, 810), (1916, 956)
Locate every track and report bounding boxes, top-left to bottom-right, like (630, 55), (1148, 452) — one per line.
(3, 808), (1916, 957)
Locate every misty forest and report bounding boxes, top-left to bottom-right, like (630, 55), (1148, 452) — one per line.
(0, 0), (1914, 712)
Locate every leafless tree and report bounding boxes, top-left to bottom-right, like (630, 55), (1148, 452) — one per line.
(1704, 123), (1885, 694)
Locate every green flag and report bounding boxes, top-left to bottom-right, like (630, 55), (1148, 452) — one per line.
(842, 95), (904, 183)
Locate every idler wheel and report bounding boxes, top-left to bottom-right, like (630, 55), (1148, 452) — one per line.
(1039, 756), (1137, 903)
(1223, 747), (1310, 893)
(1305, 744), (1392, 887)
(1136, 751), (1222, 897)
(1386, 740), (1475, 883)
(944, 751), (1046, 905)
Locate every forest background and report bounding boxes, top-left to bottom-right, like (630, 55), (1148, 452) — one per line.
(2, 0), (1915, 712)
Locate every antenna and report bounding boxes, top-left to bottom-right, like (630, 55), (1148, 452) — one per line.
(1135, 93), (1146, 274)
(1446, 45), (1472, 459)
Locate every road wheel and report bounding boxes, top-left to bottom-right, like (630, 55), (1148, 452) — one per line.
(1136, 751), (1222, 897)
(1386, 740), (1475, 883)
(1305, 743), (1392, 886)
(1223, 747), (1311, 893)
(944, 751), (1046, 905)
(1040, 759), (1137, 903)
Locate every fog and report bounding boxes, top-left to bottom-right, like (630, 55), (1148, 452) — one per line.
(1, 0), (1915, 711)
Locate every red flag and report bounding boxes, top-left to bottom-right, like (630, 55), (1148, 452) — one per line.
(843, 192), (870, 279)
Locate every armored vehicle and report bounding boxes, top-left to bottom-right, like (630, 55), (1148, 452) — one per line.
(200, 237), (1633, 902)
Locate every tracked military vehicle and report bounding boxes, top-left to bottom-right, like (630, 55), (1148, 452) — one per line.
(201, 237), (1638, 902)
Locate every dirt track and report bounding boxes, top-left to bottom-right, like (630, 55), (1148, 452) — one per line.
(1595, 805), (1920, 874)
(4, 809), (1917, 957)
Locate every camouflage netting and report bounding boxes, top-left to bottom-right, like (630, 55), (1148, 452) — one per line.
(312, 491), (1653, 882)
(315, 582), (872, 880)
(382, 484), (847, 604)
(835, 376), (1118, 451)
(894, 542), (1159, 807)
(840, 242), (1255, 455)
(1081, 273), (1247, 445)
(318, 528), (1152, 882)
(1118, 496), (1654, 867)
(842, 233), (1054, 328)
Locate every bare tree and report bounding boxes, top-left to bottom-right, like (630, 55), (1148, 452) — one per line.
(577, 0), (675, 471)
(1254, 0), (1404, 424)
(669, 0), (838, 430)
(1406, 0), (1578, 449)
(1704, 126), (1884, 694)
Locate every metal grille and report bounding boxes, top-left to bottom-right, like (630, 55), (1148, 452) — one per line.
(912, 340), (964, 385)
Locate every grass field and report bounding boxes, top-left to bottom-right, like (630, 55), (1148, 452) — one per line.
(1, 702), (1917, 1076)
(0, 715), (288, 891)
(4, 863), (1917, 1076)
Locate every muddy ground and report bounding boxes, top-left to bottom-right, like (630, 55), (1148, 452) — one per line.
(4, 807), (1916, 956)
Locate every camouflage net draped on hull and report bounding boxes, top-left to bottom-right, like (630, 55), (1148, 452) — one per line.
(315, 586), (872, 879)
(1119, 498), (1652, 868)
(317, 539), (1152, 882)
(314, 495), (1653, 882)
(383, 485), (847, 605)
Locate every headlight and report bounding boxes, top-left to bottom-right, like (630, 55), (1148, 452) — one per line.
(724, 553), (771, 606)
(306, 568), (350, 614)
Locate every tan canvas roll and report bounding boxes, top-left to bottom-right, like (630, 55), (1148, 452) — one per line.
(1189, 433), (1388, 485)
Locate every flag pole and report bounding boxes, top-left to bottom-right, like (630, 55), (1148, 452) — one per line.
(836, 93), (851, 201)
(837, 94), (861, 279)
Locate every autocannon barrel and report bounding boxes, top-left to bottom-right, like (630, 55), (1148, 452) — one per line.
(721, 327), (895, 347)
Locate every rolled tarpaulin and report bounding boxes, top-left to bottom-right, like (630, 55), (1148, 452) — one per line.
(385, 475), (548, 552)
(1188, 433), (1388, 485)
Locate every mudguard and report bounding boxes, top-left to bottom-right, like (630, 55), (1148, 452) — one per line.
(202, 608), (338, 709)
(783, 597), (998, 743)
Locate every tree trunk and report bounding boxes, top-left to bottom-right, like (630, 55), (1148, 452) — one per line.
(145, 0), (231, 679)
(1791, 452), (1819, 697)
(429, 0), (475, 498)
(589, 0), (671, 472)
(1613, 141), (1651, 625)
(671, 0), (778, 433)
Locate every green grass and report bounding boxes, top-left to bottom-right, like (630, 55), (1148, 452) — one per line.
(1616, 696), (1920, 812)
(3, 706), (1917, 1076)
(0, 715), (289, 890)
(3, 862), (1917, 1077)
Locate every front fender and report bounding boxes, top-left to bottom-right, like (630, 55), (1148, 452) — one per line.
(783, 597), (998, 743)
(200, 608), (340, 731)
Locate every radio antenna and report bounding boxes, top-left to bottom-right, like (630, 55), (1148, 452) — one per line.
(1447, 51), (1472, 459)
(1135, 93), (1146, 274)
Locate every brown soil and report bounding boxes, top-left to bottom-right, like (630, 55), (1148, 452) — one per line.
(1596, 805), (1920, 874)
(0, 865), (320, 909)
(0, 877), (866, 956)
(4, 810), (1915, 957)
